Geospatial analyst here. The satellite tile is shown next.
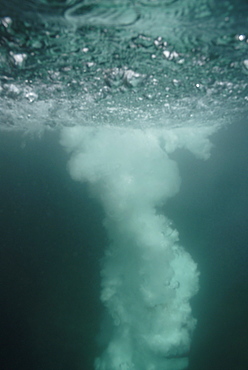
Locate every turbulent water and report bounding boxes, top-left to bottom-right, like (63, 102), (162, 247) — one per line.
(0, 1), (248, 370)
(0, 0), (247, 130)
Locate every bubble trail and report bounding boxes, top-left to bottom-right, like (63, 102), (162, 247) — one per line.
(60, 125), (215, 370)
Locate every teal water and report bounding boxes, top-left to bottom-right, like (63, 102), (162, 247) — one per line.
(0, 1), (248, 369)
(0, 131), (105, 369)
(1, 123), (248, 370)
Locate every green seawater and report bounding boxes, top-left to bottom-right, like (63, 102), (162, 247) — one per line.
(0, 1), (248, 369)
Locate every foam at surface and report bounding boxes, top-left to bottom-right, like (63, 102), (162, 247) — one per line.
(60, 125), (214, 369)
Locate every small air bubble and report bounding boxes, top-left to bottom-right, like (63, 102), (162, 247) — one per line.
(10, 52), (27, 67)
(163, 50), (170, 59)
(86, 62), (95, 68)
(243, 60), (248, 70)
(173, 79), (180, 86)
(25, 91), (38, 103)
(124, 70), (146, 88)
(237, 34), (246, 41)
(1, 17), (12, 28)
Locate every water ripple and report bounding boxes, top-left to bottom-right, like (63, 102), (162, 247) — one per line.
(0, 0), (247, 130)
(65, 2), (139, 27)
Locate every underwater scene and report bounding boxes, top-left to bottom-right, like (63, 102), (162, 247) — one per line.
(0, 1), (248, 369)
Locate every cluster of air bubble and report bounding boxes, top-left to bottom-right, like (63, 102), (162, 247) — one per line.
(60, 124), (215, 370)
(0, 1), (248, 130)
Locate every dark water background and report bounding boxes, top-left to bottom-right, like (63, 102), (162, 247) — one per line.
(0, 130), (105, 369)
(1, 121), (248, 370)
(168, 121), (248, 370)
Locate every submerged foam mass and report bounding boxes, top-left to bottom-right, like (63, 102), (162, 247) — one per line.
(60, 125), (214, 369)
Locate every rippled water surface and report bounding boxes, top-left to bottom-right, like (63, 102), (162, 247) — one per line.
(0, 0), (247, 129)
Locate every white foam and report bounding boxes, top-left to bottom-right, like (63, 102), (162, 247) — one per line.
(60, 125), (215, 369)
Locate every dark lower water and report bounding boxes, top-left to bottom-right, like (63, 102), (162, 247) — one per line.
(0, 131), (105, 369)
(167, 121), (248, 370)
(1, 122), (248, 369)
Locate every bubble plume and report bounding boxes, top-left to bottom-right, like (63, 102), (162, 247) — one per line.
(60, 125), (215, 370)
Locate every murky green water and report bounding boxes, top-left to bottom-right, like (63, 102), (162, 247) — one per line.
(0, 1), (248, 370)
